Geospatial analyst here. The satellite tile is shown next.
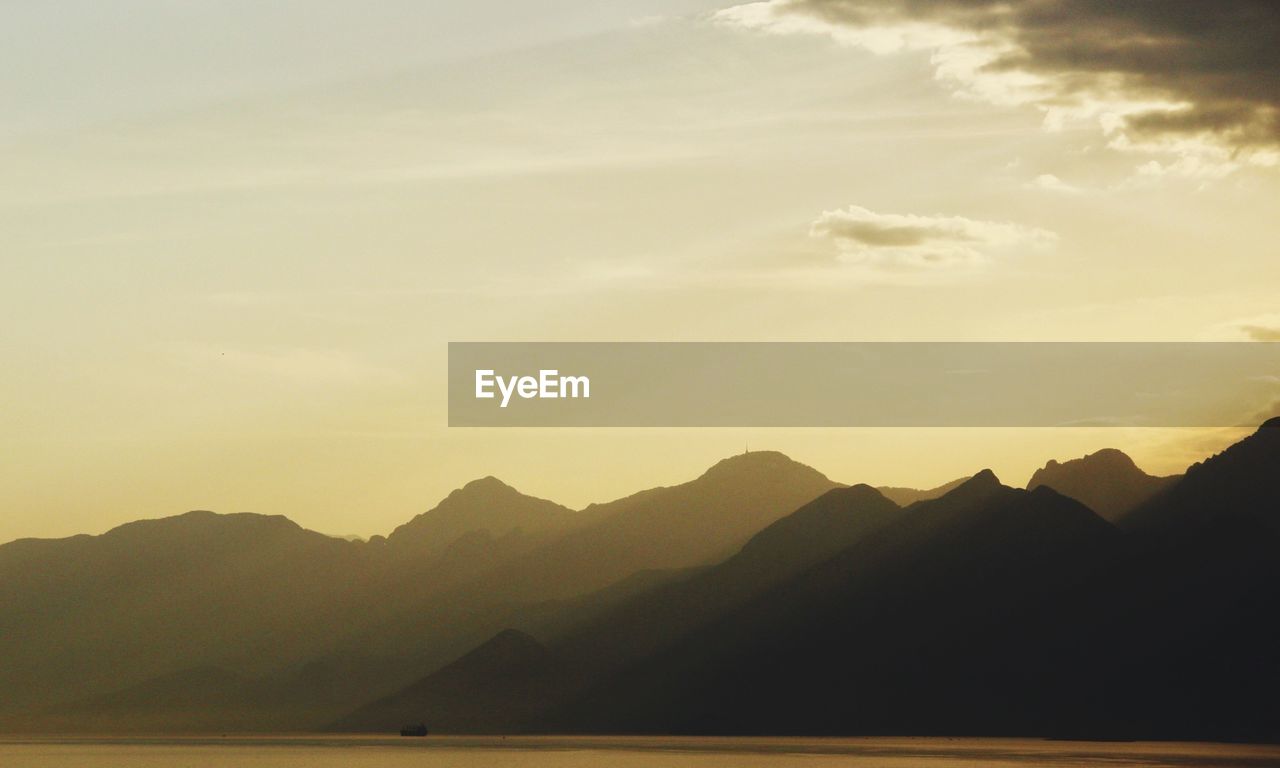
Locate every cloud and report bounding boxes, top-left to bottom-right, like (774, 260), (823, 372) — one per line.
(1238, 319), (1280, 342)
(1026, 173), (1081, 194)
(1244, 327), (1280, 342)
(1211, 313), (1280, 341)
(715, 0), (1280, 177)
(809, 204), (1055, 268)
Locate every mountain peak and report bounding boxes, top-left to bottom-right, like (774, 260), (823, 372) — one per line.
(386, 477), (574, 550)
(843, 483), (894, 504)
(966, 468), (1002, 489)
(103, 510), (306, 542)
(1124, 411), (1280, 534)
(707, 449), (795, 467)
(737, 482), (899, 565)
(1085, 447), (1139, 467)
(699, 450), (831, 483)
(448, 475), (524, 502)
(925, 469), (1005, 507)
(1028, 448), (1172, 523)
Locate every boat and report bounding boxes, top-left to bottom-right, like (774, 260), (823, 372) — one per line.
(399, 723), (429, 737)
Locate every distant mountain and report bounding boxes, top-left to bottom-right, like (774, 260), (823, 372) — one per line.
(875, 476), (970, 506)
(326, 451), (842, 703)
(1027, 448), (1175, 522)
(0, 481), (590, 732)
(468, 451), (839, 602)
(0, 511), (378, 719)
(333, 484), (902, 733)
(9, 426), (1280, 741)
(331, 629), (564, 734)
(357, 477), (596, 646)
(387, 477), (581, 555)
(0, 451), (839, 733)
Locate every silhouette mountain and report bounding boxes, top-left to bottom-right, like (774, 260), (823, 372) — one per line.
(0, 451), (838, 733)
(344, 425), (1280, 741)
(387, 477), (580, 555)
(7, 426), (1280, 740)
(529, 426), (1280, 740)
(1027, 448), (1175, 522)
(467, 451), (838, 602)
(734, 484), (901, 568)
(320, 450), (841, 714)
(332, 483), (902, 733)
(1125, 417), (1280, 534)
(0, 511), (377, 719)
(542, 473), (1131, 735)
(875, 476), (970, 506)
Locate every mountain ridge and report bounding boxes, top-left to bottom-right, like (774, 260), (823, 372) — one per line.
(6, 427), (1280, 740)
(1028, 448), (1175, 522)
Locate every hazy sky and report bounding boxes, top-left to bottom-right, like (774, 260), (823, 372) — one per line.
(3, 1), (1278, 542)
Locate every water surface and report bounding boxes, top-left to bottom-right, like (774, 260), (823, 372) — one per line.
(3, 736), (1277, 767)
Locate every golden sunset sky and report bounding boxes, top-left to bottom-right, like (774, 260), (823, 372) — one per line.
(3, 1), (1278, 541)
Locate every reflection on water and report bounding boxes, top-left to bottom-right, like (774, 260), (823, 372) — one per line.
(1, 736), (1278, 768)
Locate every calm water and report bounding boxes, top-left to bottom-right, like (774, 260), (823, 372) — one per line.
(1, 736), (1278, 768)
(2, 737), (1280, 768)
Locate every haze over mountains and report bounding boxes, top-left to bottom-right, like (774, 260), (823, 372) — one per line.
(875, 477), (969, 506)
(3, 425), (1279, 741)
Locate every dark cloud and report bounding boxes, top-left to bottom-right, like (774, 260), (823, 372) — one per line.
(732, 0), (1280, 151)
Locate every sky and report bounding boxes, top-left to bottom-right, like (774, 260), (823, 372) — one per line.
(2, 1), (1278, 542)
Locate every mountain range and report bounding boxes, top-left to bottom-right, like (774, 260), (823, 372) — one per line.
(2, 423), (1278, 741)
(1027, 448), (1175, 523)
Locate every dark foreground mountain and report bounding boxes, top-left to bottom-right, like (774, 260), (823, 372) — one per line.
(368, 421), (1280, 741)
(593, 422), (1280, 740)
(1125, 417), (1280, 535)
(545, 471), (1136, 736)
(1027, 448), (1175, 522)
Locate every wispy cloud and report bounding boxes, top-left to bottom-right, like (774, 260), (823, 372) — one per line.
(809, 204), (1055, 268)
(1025, 173), (1082, 194)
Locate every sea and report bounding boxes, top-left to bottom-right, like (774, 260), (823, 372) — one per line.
(1, 736), (1278, 768)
